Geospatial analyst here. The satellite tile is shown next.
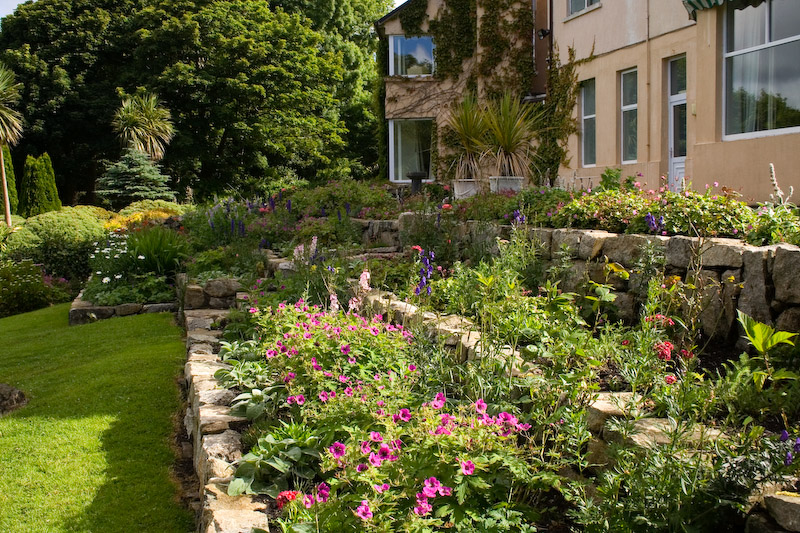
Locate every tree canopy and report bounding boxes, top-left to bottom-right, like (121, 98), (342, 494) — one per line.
(0, 0), (390, 200)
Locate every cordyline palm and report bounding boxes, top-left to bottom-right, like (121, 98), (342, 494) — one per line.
(481, 92), (542, 178)
(112, 93), (175, 161)
(0, 63), (23, 228)
(446, 92), (487, 181)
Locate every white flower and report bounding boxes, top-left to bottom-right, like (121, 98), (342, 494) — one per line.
(102, 277), (111, 284)
(114, 274), (122, 279)
(96, 271), (102, 275)
(138, 255), (145, 260)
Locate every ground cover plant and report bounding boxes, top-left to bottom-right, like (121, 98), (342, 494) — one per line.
(0, 304), (193, 532)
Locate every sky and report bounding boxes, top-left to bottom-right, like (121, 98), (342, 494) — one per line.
(0, 0), (25, 19)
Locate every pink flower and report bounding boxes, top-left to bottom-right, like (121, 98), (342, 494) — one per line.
(408, 364), (417, 372)
(348, 357), (356, 364)
(431, 392), (446, 409)
(361, 440), (371, 454)
(319, 391), (329, 402)
(368, 452), (383, 467)
(248, 307), (258, 314)
(665, 374), (677, 385)
(654, 341), (674, 361)
(422, 477), (441, 498)
(377, 444), (392, 460)
(344, 386), (354, 396)
(355, 500), (373, 521)
(295, 394), (305, 405)
(373, 483), (390, 493)
(329, 442), (346, 458)
(303, 494), (315, 508)
(284, 372), (296, 382)
(340, 344), (350, 355)
(397, 408), (412, 422)
(460, 460), (476, 475)
(369, 431), (383, 442)
(474, 398), (487, 414)
(356, 463), (369, 472)
(339, 375), (349, 383)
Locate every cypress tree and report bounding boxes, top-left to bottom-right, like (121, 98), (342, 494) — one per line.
(18, 153), (62, 217)
(3, 146), (17, 214)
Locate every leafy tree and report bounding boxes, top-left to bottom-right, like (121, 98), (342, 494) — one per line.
(112, 92), (175, 161)
(0, 63), (22, 226)
(96, 148), (175, 210)
(18, 153), (62, 217)
(3, 146), (17, 215)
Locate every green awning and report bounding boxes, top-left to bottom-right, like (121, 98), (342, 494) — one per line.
(683, 0), (766, 19)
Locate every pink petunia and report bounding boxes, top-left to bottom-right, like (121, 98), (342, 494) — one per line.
(460, 460), (476, 475)
(329, 442), (346, 458)
(474, 398), (487, 414)
(355, 500), (373, 521)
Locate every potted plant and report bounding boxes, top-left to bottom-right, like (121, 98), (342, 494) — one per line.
(445, 92), (486, 199)
(481, 92), (540, 194)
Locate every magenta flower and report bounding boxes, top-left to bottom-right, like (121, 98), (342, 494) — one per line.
(344, 386), (354, 396)
(377, 444), (392, 461)
(422, 477), (441, 498)
(355, 500), (373, 521)
(368, 452), (383, 467)
(373, 483), (390, 493)
(319, 391), (329, 402)
(431, 392), (446, 409)
(408, 364), (417, 372)
(414, 493), (432, 516)
(398, 408), (412, 422)
(360, 440), (371, 454)
(474, 398), (487, 414)
(460, 460), (476, 475)
(369, 431), (383, 442)
(356, 463), (369, 472)
(284, 372), (296, 382)
(294, 394), (305, 405)
(341, 344), (350, 355)
(329, 442), (346, 458)
(303, 494), (314, 508)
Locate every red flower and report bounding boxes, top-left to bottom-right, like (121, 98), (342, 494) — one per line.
(665, 374), (677, 385)
(411, 245), (423, 252)
(441, 204), (452, 210)
(276, 490), (300, 510)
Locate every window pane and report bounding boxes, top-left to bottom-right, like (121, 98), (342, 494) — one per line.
(583, 116), (596, 165)
(725, 39), (800, 135)
(582, 79), (595, 116)
(622, 70), (637, 106)
(670, 56), (686, 96)
(771, 0), (800, 42)
(393, 36), (434, 76)
(673, 103), (687, 157)
(393, 120), (432, 180)
(622, 109), (637, 161)
(569, 0), (585, 15)
(726, 3), (766, 52)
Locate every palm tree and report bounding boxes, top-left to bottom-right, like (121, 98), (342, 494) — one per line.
(0, 63), (23, 228)
(112, 93), (175, 161)
(445, 92), (487, 181)
(481, 92), (542, 179)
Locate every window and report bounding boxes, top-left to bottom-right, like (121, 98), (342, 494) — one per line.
(568, 0), (598, 16)
(724, 0), (800, 137)
(620, 68), (638, 163)
(581, 79), (596, 166)
(389, 36), (434, 76)
(389, 119), (433, 182)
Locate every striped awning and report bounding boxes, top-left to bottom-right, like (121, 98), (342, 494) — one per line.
(683, 0), (765, 19)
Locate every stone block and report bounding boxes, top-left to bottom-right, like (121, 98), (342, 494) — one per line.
(457, 331), (482, 362)
(186, 361), (231, 385)
(68, 305), (116, 325)
(703, 238), (746, 268)
(208, 297), (234, 309)
(529, 227), (554, 259)
(586, 392), (637, 434)
(746, 512), (791, 533)
(115, 303), (143, 316)
(602, 234), (650, 267)
(604, 418), (724, 449)
(205, 278), (242, 299)
(739, 247), (774, 325)
(187, 330), (223, 350)
(184, 284), (207, 309)
(0, 383), (27, 414)
(193, 388), (237, 417)
(551, 229), (582, 256)
(188, 343), (215, 355)
(577, 230), (611, 260)
(666, 235), (699, 269)
(143, 303), (177, 313)
(198, 405), (248, 435)
(196, 430), (243, 486)
(613, 291), (638, 323)
(764, 493), (800, 531)
(773, 246), (800, 304)
(586, 437), (611, 470)
(776, 308), (800, 333)
(201, 483), (269, 533)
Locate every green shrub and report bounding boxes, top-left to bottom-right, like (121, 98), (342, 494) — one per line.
(126, 226), (188, 279)
(289, 179), (397, 220)
(96, 149), (175, 210)
(455, 191), (520, 222)
(0, 259), (71, 317)
(17, 153), (62, 217)
(3, 145), (17, 214)
(5, 207), (106, 281)
(119, 199), (186, 217)
(518, 187), (573, 224)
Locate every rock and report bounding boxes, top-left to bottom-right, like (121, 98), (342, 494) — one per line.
(764, 493), (800, 531)
(184, 284), (207, 309)
(577, 230), (610, 260)
(0, 383), (27, 414)
(143, 303), (177, 313)
(198, 405), (248, 434)
(69, 305), (115, 325)
(739, 248), (774, 325)
(201, 483), (269, 533)
(187, 330), (223, 350)
(205, 278), (242, 299)
(185, 360), (231, 385)
(776, 308), (800, 333)
(115, 303), (143, 316)
(613, 291), (637, 323)
(666, 235), (698, 269)
(746, 512), (791, 533)
(457, 330), (482, 362)
(602, 234), (650, 267)
(773, 246), (800, 304)
(603, 418), (724, 448)
(551, 229), (582, 256)
(208, 297), (234, 309)
(529, 227), (554, 259)
(586, 437), (611, 470)
(703, 238), (746, 268)
(193, 389), (237, 416)
(586, 392), (637, 434)
(197, 431), (243, 485)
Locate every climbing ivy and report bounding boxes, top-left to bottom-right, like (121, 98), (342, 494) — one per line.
(428, 0), (477, 80)
(398, 0), (428, 36)
(478, 0), (534, 98)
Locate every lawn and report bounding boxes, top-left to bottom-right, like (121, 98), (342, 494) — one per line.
(0, 304), (194, 532)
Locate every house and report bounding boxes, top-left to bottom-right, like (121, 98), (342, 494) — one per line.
(376, 0), (800, 202)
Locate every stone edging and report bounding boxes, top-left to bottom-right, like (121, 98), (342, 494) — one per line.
(68, 292), (176, 325)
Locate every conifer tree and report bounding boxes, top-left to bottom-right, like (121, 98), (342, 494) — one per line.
(3, 146), (17, 214)
(18, 153), (62, 217)
(96, 148), (175, 210)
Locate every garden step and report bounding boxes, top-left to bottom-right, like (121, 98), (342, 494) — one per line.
(201, 483), (269, 533)
(586, 392), (639, 434)
(764, 493), (800, 531)
(187, 329), (223, 350)
(184, 308), (231, 326)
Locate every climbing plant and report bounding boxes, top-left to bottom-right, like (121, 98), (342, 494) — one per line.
(478, 0), (534, 98)
(398, 0), (428, 35)
(428, 0), (477, 81)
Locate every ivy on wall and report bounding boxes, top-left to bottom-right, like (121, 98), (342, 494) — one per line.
(428, 0), (477, 81)
(478, 0), (535, 98)
(375, 38), (390, 181)
(398, 0), (428, 36)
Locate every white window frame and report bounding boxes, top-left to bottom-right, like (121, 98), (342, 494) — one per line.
(388, 35), (435, 78)
(723, 0), (800, 141)
(388, 118), (434, 183)
(620, 68), (638, 164)
(581, 79), (596, 167)
(567, 0), (599, 17)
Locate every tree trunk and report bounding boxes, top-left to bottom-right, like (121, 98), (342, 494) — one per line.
(1, 145), (11, 227)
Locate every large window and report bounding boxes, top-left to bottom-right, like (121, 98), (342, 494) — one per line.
(568, 0), (598, 16)
(724, 0), (800, 137)
(581, 79), (596, 166)
(389, 119), (433, 182)
(389, 36), (434, 76)
(620, 68), (638, 163)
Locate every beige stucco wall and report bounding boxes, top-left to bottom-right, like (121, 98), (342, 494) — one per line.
(558, 3), (800, 202)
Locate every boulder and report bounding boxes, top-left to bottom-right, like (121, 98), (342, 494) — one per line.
(201, 483), (269, 533)
(586, 392), (637, 434)
(551, 229), (582, 256)
(764, 493), (800, 531)
(602, 234), (650, 267)
(739, 247), (774, 325)
(577, 230), (611, 261)
(184, 284), (207, 309)
(529, 227), (554, 259)
(666, 235), (698, 269)
(0, 383), (27, 414)
(703, 238), (746, 268)
(115, 303), (143, 316)
(204, 278), (241, 299)
(776, 308), (800, 333)
(773, 246), (800, 304)
(143, 303), (177, 313)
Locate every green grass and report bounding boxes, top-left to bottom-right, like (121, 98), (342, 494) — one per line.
(0, 304), (194, 532)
